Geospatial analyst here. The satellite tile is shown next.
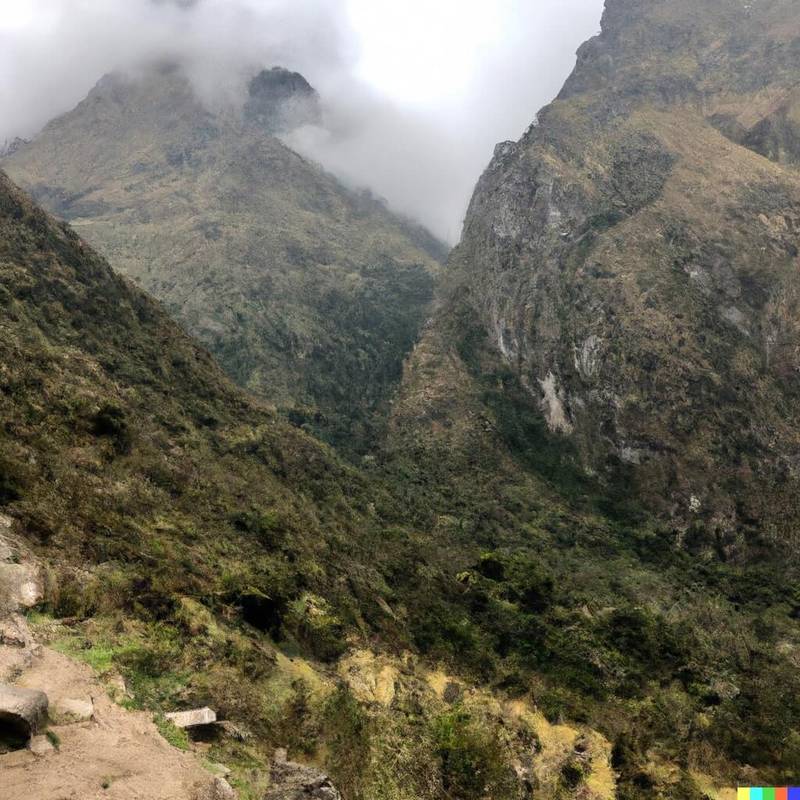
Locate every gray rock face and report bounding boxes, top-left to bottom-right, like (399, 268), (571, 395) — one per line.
(265, 749), (342, 800)
(0, 515), (43, 614)
(0, 683), (48, 748)
(437, 0), (800, 557)
(244, 67), (322, 134)
(0, 563), (43, 612)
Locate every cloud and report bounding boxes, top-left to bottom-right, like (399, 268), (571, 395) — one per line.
(0, 0), (604, 242)
(0, 0), (354, 136)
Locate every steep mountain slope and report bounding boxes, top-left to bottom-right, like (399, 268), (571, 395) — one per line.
(0, 166), (371, 650)
(3, 65), (445, 452)
(3, 157), (768, 798)
(383, 0), (800, 794)
(0, 170), (629, 800)
(6, 2), (800, 796)
(401, 0), (800, 560)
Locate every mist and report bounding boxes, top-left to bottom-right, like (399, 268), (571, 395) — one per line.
(0, 0), (604, 243)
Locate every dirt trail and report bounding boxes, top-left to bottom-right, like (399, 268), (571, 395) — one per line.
(1, 645), (227, 800)
(0, 515), (229, 800)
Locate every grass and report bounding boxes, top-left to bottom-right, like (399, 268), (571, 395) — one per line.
(153, 715), (191, 751)
(50, 639), (127, 674)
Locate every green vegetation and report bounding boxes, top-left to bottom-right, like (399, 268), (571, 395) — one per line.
(5, 1), (800, 796)
(432, 708), (518, 800)
(45, 730), (61, 750)
(2, 67), (444, 456)
(154, 715), (191, 751)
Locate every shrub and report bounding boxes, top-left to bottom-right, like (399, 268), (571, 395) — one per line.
(91, 404), (132, 455)
(431, 708), (518, 800)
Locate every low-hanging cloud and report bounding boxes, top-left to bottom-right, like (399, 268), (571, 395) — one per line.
(0, 0), (604, 242)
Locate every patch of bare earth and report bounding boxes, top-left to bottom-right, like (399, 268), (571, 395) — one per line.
(1, 646), (220, 800)
(0, 518), (227, 800)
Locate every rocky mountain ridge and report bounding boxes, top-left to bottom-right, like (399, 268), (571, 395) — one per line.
(408, 0), (800, 560)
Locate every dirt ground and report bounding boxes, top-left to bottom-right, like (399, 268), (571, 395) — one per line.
(0, 516), (227, 800)
(1, 646), (222, 800)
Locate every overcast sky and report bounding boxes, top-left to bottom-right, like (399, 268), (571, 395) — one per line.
(0, 0), (604, 242)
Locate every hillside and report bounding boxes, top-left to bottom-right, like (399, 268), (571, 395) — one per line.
(400, 0), (800, 559)
(3, 65), (445, 452)
(0, 169), (630, 799)
(5, 1), (800, 797)
(2, 158), (769, 798)
(383, 0), (800, 794)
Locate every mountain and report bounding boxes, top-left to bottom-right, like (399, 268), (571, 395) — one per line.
(6, 1), (800, 797)
(3, 64), (445, 452)
(0, 169), (628, 799)
(384, 0), (800, 793)
(401, 0), (800, 560)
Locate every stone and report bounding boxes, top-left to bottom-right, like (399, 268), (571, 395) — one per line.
(0, 515), (14, 562)
(28, 734), (55, 756)
(265, 749), (342, 800)
(165, 707), (216, 728)
(215, 719), (249, 741)
(105, 673), (129, 702)
(0, 683), (48, 743)
(442, 681), (462, 705)
(51, 697), (94, 724)
(195, 776), (237, 800)
(0, 563), (43, 612)
(0, 614), (40, 683)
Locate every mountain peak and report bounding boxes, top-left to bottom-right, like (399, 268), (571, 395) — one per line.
(244, 66), (322, 133)
(72, 63), (322, 137)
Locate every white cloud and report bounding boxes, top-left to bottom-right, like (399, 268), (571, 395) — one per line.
(0, 0), (604, 241)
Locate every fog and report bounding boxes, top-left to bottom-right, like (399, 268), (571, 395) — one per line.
(0, 0), (604, 242)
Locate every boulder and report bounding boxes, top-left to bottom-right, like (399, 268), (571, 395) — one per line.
(0, 563), (43, 612)
(0, 684), (48, 748)
(265, 749), (341, 800)
(165, 707), (216, 728)
(0, 614), (40, 682)
(195, 776), (237, 800)
(28, 734), (55, 756)
(0, 514), (14, 561)
(51, 696), (93, 724)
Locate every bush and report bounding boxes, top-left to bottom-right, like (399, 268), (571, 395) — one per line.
(91, 404), (132, 455)
(432, 708), (518, 800)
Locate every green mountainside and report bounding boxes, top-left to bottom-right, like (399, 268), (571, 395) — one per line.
(383, 0), (800, 793)
(4, 1), (800, 797)
(3, 65), (445, 453)
(0, 169), (621, 798)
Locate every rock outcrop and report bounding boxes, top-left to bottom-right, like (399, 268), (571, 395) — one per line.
(407, 0), (800, 560)
(244, 67), (322, 134)
(0, 515), (43, 682)
(265, 749), (341, 800)
(0, 684), (48, 747)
